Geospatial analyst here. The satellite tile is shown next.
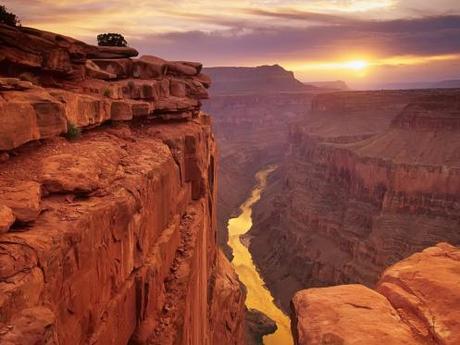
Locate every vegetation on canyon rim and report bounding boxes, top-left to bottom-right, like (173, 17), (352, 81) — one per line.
(97, 33), (128, 47)
(103, 87), (112, 97)
(66, 122), (81, 141)
(0, 5), (20, 27)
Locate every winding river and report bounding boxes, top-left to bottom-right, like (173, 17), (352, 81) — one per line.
(227, 165), (293, 345)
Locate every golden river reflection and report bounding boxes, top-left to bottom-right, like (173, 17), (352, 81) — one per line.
(227, 166), (293, 345)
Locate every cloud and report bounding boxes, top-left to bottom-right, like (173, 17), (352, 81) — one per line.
(3, 0), (460, 85)
(127, 14), (460, 65)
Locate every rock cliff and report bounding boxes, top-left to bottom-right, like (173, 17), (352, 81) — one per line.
(292, 243), (460, 345)
(0, 24), (246, 345)
(249, 89), (460, 311)
(202, 66), (316, 255)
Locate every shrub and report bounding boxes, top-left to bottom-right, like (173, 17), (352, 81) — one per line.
(0, 5), (20, 27)
(66, 122), (81, 140)
(97, 33), (128, 47)
(103, 88), (112, 97)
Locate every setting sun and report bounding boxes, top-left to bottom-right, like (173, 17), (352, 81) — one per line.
(344, 60), (369, 70)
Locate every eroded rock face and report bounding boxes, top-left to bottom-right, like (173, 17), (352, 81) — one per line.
(0, 24), (209, 152)
(291, 243), (460, 345)
(0, 26), (246, 345)
(202, 66), (316, 256)
(249, 90), (460, 311)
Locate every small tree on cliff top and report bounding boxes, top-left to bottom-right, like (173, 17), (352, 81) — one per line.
(0, 5), (20, 26)
(97, 33), (128, 47)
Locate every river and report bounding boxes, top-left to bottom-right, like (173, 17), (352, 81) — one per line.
(227, 165), (293, 345)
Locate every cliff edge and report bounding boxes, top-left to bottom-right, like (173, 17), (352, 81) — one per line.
(0, 24), (246, 345)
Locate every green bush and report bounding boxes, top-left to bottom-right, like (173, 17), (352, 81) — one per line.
(97, 33), (128, 47)
(0, 5), (20, 27)
(103, 88), (112, 97)
(66, 123), (81, 140)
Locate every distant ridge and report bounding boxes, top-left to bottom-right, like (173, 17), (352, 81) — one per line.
(203, 64), (315, 94)
(380, 79), (460, 90)
(303, 80), (349, 91)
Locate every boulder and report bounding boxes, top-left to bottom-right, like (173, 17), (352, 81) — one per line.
(0, 181), (42, 223)
(377, 243), (460, 345)
(0, 205), (15, 233)
(291, 284), (424, 345)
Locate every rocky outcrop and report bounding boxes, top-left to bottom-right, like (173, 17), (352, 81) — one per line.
(249, 89), (460, 311)
(291, 243), (460, 345)
(0, 25), (246, 345)
(246, 309), (277, 345)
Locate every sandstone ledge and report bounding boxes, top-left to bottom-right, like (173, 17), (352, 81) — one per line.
(0, 24), (210, 152)
(291, 243), (460, 345)
(0, 25), (246, 345)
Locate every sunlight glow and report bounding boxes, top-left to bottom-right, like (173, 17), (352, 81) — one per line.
(287, 54), (460, 74)
(344, 60), (369, 70)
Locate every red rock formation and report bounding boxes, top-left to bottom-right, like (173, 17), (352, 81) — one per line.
(292, 243), (460, 345)
(249, 89), (460, 311)
(0, 25), (246, 345)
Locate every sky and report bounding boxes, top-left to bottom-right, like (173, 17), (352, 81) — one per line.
(4, 0), (460, 88)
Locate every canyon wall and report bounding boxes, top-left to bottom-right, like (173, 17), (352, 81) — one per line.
(292, 243), (460, 345)
(203, 66), (315, 253)
(250, 89), (460, 311)
(0, 24), (246, 345)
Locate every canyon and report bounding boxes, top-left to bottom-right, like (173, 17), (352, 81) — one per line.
(0, 23), (459, 345)
(203, 65), (317, 255)
(249, 89), (460, 312)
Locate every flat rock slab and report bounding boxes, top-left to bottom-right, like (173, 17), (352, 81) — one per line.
(292, 284), (424, 345)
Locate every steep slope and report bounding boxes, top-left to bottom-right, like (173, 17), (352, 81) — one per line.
(0, 24), (246, 345)
(292, 243), (460, 345)
(250, 89), (460, 311)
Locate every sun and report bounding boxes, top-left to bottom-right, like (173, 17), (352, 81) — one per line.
(344, 60), (369, 71)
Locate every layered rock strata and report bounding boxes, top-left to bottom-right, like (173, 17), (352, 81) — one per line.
(292, 243), (460, 345)
(0, 25), (246, 345)
(250, 90), (460, 311)
(203, 66), (316, 254)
